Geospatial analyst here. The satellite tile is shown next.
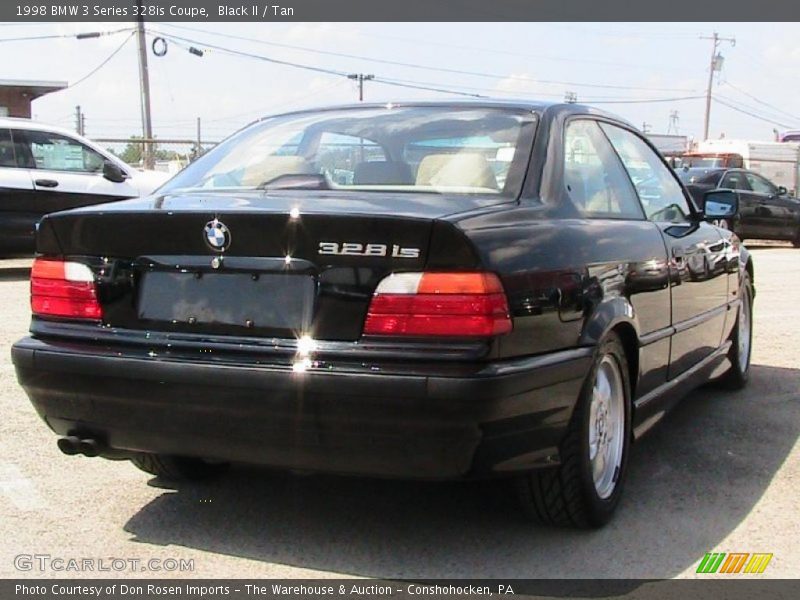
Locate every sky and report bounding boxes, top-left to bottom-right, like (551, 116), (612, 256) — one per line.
(2, 21), (799, 145)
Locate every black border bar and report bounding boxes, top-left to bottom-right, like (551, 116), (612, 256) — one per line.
(4, 580), (800, 600)
(2, 0), (799, 22)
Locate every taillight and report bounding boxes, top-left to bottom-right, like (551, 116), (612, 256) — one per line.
(30, 258), (102, 321)
(363, 272), (512, 337)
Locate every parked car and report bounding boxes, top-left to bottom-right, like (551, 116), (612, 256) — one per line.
(0, 118), (170, 256)
(12, 101), (753, 528)
(677, 166), (800, 246)
(681, 139), (800, 196)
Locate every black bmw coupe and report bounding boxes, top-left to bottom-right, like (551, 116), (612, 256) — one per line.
(12, 101), (752, 527)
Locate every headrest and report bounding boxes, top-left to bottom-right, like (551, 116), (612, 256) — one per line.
(240, 155), (315, 187)
(415, 153), (497, 189)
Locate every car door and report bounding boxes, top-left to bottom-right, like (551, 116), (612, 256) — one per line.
(718, 170), (758, 238)
(600, 123), (729, 379)
(0, 128), (39, 255)
(743, 172), (794, 239)
(15, 128), (139, 218)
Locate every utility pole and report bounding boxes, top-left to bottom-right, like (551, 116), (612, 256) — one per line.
(701, 32), (735, 141)
(135, 0), (154, 169)
(74, 105), (83, 135)
(195, 117), (201, 161)
(348, 73), (374, 101)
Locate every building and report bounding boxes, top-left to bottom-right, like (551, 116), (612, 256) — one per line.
(0, 79), (67, 118)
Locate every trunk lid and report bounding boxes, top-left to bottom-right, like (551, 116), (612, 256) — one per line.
(37, 191), (486, 341)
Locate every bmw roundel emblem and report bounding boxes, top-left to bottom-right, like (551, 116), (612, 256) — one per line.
(204, 219), (231, 252)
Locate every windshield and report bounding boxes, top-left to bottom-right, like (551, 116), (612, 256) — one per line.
(161, 106), (537, 197)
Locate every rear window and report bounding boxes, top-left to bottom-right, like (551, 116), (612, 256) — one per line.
(162, 106), (537, 198)
(675, 169), (723, 186)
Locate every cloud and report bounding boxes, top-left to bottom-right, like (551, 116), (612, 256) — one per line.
(281, 22), (361, 45)
(762, 42), (800, 67)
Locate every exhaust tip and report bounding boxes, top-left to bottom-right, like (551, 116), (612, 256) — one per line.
(78, 439), (100, 457)
(57, 436), (80, 456)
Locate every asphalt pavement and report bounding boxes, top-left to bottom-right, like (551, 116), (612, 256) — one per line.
(0, 247), (797, 579)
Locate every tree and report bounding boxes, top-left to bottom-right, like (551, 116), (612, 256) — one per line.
(119, 136), (144, 165)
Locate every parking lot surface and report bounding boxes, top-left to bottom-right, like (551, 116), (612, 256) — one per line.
(0, 247), (797, 579)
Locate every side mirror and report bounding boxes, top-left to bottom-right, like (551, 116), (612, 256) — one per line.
(777, 186), (788, 196)
(102, 160), (128, 183)
(703, 189), (738, 220)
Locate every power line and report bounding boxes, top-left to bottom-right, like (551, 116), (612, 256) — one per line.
(0, 33), (76, 42)
(69, 31), (136, 88)
(714, 91), (799, 122)
(144, 29), (709, 106)
(150, 27), (700, 94)
(721, 80), (800, 122)
(160, 22), (688, 73)
(149, 30), (350, 78)
(356, 74), (697, 102)
(371, 76), (483, 98)
(586, 95), (705, 105)
(149, 31), (488, 99)
(714, 93), (800, 128)
(0, 27), (132, 43)
(712, 96), (799, 129)
(547, 24), (706, 39)
(736, 52), (800, 85)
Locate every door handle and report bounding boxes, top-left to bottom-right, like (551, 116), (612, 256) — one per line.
(34, 179), (59, 188)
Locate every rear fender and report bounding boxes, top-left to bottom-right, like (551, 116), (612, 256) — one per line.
(579, 296), (640, 348)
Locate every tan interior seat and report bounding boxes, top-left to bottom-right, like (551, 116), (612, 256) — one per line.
(415, 153), (498, 189)
(240, 155), (316, 187)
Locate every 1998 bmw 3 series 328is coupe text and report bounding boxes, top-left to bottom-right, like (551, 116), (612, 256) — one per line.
(12, 101), (753, 527)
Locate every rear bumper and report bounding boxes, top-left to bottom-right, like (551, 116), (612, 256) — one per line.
(12, 337), (591, 479)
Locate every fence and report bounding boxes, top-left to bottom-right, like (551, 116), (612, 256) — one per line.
(93, 138), (220, 174)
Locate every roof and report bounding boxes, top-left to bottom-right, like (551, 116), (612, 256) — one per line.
(243, 98), (633, 132)
(0, 79), (68, 99)
(679, 167), (727, 174)
(0, 117), (78, 134)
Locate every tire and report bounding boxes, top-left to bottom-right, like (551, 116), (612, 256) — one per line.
(793, 228), (800, 248)
(719, 271), (753, 390)
(131, 453), (229, 481)
(515, 332), (632, 528)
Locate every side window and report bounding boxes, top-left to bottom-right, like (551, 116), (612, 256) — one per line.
(599, 123), (692, 223)
(720, 171), (751, 191)
(0, 129), (16, 167)
(563, 120), (643, 219)
(22, 130), (106, 173)
(745, 173), (777, 196)
(316, 132), (386, 185)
